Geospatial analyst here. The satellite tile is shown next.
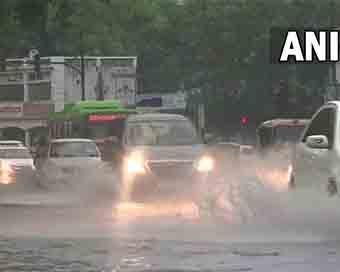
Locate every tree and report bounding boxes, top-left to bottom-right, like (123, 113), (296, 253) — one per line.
(0, 0), (22, 69)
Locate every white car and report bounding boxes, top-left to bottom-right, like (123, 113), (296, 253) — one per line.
(36, 138), (102, 183)
(0, 140), (24, 147)
(0, 146), (36, 184)
(291, 101), (340, 195)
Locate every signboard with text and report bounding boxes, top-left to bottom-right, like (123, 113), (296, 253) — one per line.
(0, 103), (23, 118)
(136, 93), (186, 110)
(23, 103), (54, 118)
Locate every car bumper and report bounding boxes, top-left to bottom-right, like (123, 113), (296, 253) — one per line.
(0, 168), (37, 185)
(125, 169), (212, 202)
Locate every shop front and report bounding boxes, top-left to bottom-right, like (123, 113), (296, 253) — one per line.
(0, 103), (53, 147)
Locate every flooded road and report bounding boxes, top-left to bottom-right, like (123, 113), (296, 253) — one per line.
(1, 175), (340, 271)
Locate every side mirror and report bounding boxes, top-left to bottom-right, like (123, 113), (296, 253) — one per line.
(306, 135), (329, 149)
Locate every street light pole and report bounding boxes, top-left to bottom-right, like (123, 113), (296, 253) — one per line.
(80, 54), (85, 101)
(80, 32), (85, 101)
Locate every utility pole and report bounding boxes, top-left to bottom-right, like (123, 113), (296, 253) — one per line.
(80, 32), (85, 101)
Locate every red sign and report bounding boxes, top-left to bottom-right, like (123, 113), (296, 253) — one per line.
(88, 114), (126, 122)
(23, 103), (54, 117)
(0, 104), (23, 118)
(0, 106), (21, 113)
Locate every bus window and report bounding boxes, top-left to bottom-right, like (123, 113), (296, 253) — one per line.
(72, 123), (81, 138)
(86, 119), (125, 139)
(53, 123), (57, 138)
(66, 121), (72, 137)
(57, 123), (62, 138)
(68, 121), (73, 137)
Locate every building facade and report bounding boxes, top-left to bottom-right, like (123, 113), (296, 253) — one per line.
(0, 56), (138, 146)
(0, 59), (54, 146)
(47, 56), (137, 111)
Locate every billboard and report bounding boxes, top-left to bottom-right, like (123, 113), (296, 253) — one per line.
(136, 92), (186, 110)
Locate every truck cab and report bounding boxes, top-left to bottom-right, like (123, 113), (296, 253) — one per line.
(292, 102), (340, 195)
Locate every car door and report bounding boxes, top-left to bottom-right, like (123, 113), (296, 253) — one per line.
(294, 105), (336, 189)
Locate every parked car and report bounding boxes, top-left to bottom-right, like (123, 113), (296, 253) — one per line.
(291, 101), (340, 195)
(0, 146), (36, 185)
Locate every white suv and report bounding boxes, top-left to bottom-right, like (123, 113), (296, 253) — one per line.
(291, 101), (340, 195)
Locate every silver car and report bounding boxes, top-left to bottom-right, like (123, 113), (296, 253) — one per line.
(120, 113), (215, 202)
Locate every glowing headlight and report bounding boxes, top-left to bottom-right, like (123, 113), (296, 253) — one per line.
(2, 161), (12, 173)
(195, 156), (214, 172)
(0, 161), (14, 184)
(126, 155), (146, 174)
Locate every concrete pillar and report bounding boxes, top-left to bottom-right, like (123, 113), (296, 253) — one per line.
(25, 130), (30, 147)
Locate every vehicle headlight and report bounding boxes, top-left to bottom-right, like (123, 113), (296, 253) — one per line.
(0, 162), (14, 184)
(2, 161), (13, 173)
(195, 156), (214, 172)
(126, 153), (146, 175)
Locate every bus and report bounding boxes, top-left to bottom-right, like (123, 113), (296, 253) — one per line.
(256, 118), (310, 155)
(48, 100), (136, 161)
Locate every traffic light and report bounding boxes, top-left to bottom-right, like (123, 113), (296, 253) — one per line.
(240, 115), (248, 125)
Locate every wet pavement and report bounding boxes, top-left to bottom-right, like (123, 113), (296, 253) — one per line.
(0, 175), (340, 271)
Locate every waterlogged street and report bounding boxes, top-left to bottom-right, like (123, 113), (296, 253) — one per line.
(1, 172), (340, 272)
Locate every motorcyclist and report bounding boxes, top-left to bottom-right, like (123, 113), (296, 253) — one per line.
(34, 136), (49, 169)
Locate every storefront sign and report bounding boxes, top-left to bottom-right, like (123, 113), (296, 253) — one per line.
(0, 104), (23, 118)
(23, 103), (54, 118)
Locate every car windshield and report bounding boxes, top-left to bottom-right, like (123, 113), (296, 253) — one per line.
(0, 148), (32, 159)
(126, 120), (202, 146)
(87, 119), (125, 139)
(50, 142), (99, 158)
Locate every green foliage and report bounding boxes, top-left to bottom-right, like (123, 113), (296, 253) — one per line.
(1, 0), (339, 125)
